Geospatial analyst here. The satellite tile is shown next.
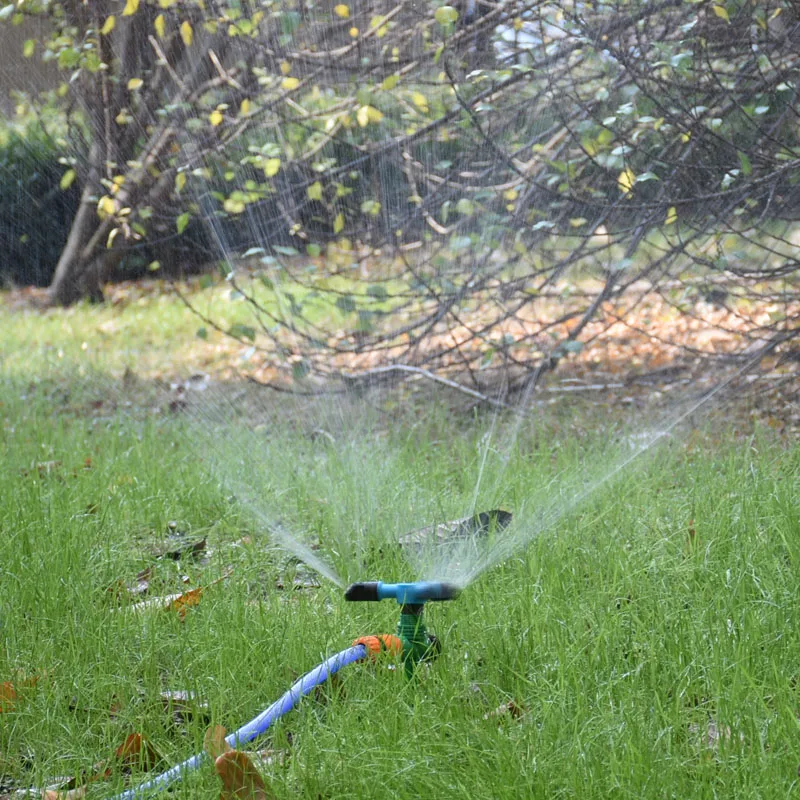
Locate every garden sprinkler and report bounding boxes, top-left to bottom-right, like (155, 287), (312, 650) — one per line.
(345, 581), (461, 677)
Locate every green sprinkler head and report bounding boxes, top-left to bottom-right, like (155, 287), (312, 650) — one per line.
(345, 581), (459, 677)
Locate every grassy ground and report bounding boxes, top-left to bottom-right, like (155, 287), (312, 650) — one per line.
(2, 290), (800, 799)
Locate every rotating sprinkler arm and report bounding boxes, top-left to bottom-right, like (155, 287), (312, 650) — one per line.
(344, 580), (461, 605)
(345, 580), (460, 676)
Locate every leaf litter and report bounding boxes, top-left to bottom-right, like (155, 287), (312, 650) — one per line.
(204, 726), (286, 800)
(5, 732), (163, 800)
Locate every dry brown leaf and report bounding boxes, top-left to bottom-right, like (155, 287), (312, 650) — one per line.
(124, 592), (188, 614)
(0, 682), (17, 712)
(204, 725), (232, 761)
(214, 751), (274, 800)
(123, 569), (231, 617)
(0, 675), (39, 713)
(114, 733), (161, 771)
(170, 587), (204, 619)
(483, 699), (525, 721)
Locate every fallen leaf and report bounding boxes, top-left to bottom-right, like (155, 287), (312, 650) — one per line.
(483, 699), (525, 721)
(114, 733), (161, 771)
(11, 775), (85, 799)
(160, 690), (209, 726)
(124, 569), (231, 617)
(688, 717), (742, 752)
(41, 787), (86, 800)
(214, 751), (274, 800)
(107, 567), (152, 600)
(399, 509), (513, 550)
(0, 682), (17, 712)
(0, 675), (39, 712)
(204, 725), (232, 761)
(170, 587), (203, 619)
(159, 537), (207, 561)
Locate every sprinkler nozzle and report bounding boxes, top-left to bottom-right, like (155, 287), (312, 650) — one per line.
(344, 580), (460, 605)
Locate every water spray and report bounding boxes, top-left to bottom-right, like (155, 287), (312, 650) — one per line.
(345, 580), (461, 677)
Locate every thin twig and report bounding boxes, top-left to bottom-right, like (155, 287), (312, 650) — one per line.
(340, 365), (512, 409)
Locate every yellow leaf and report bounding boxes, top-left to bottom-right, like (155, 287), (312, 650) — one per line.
(665, 206), (677, 225)
(412, 92), (429, 112)
(107, 227), (120, 249)
(175, 172), (186, 193)
(349, 26), (359, 37)
(307, 181), (323, 201)
(60, 169), (76, 191)
(334, 4), (350, 17)
(712, 4), (729, 22)
(280, 60), (291, 75)
(158, 0), (176, 7)
(263, 158), (281, 177)
(127, 77), (143, 90)
(366, 105), (383, 123)
(101, 15), (115, 35)
(122, 0), (139, 16)
(503, 188), (518, 201)
(97, 195), (117, 218)
(180, 20), (193, 46)
(381, 74), (399, 91)
(223, 198), (246, 214)
(513, 17), (523, 31)
(209, 109), (224, 126)
(617, 167), (636, 195)
(22, 39), (35, 58)
(240, 98), (251, 115)
(282, 77), (300, 90)
(333, 213), (344, 234)
(356, 105), (369, 127)
(154, 14), (165, 38)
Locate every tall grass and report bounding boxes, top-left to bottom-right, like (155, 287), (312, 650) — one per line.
(1, 354), (799, 798)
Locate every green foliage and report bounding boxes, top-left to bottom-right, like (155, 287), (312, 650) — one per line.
(0, 119), (78, 286)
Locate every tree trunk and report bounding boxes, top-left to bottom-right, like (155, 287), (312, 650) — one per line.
(48, 190), (102, 304)
(47, 140), (113, 305)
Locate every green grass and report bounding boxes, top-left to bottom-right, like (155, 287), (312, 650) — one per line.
(1, 294), (800, 799)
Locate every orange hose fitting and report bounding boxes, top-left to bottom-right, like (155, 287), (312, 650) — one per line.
(353, 634), (402, 658)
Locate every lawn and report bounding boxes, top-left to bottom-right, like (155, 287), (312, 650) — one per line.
(1, 287), (799, 799)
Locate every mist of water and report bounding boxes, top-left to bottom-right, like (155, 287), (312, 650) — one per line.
(412, 356), (762, 588)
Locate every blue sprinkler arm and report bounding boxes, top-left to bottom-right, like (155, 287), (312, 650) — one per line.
(344, 580), (461, 605)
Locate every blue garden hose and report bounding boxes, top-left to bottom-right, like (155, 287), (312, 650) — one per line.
(111, 644), (367, 800)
